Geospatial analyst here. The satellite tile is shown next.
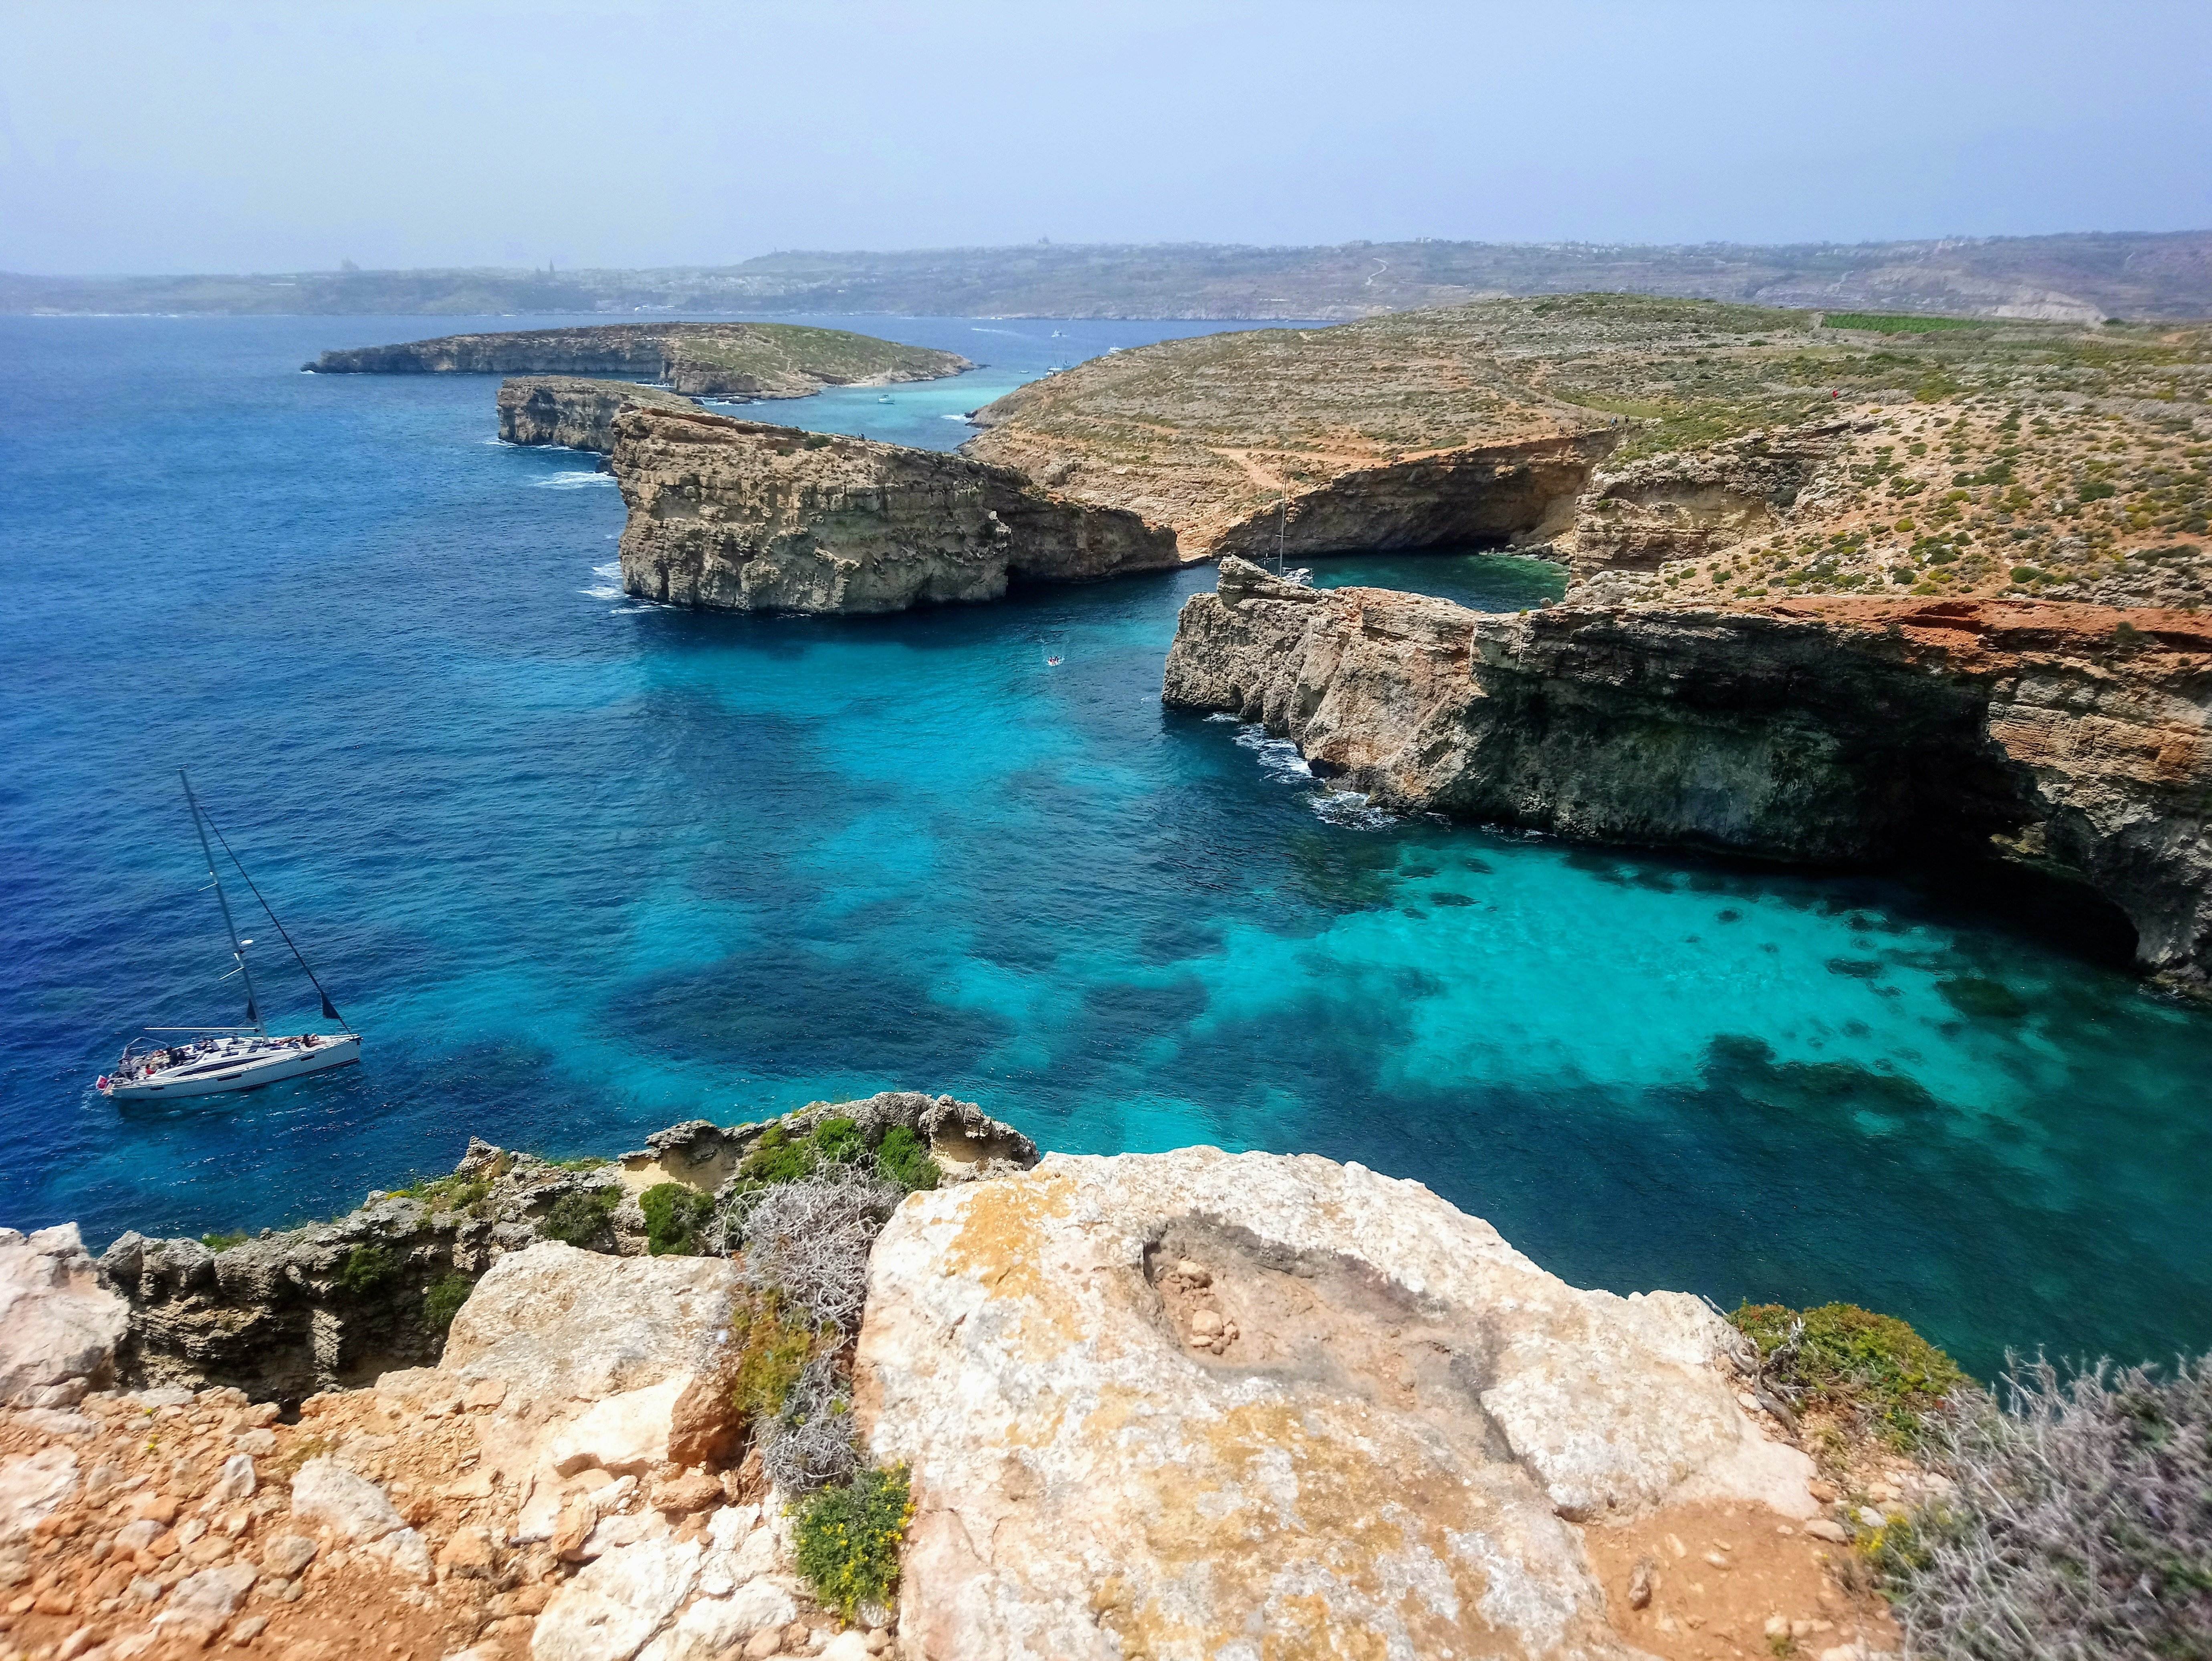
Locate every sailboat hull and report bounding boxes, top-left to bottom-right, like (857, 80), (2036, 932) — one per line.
(103, 1034), (361, 1101)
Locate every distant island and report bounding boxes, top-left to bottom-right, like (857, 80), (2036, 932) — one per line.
(10, 229), (2212, 321)
(305, 321), (969, 398)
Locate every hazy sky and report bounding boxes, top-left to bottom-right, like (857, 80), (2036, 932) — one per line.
(4, 0), (2207, 274)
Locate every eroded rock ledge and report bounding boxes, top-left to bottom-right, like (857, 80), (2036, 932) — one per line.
(1165, 559), (2212, 995)
(613, 407), (1178, 614)
(497, 377), (698, 453)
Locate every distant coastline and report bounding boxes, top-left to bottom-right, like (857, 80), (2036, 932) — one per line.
(6, 228), (2212, 321)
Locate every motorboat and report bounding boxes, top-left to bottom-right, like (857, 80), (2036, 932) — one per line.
(97, 769), (361, 1102)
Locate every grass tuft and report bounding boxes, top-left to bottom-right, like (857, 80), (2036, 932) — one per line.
(1731, 1300), (1967, 1449)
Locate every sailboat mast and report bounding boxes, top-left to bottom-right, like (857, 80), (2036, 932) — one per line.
(181, 768), (264, 1034)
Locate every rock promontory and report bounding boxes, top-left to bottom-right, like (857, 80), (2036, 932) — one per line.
(1165, 558), (2212, 996)
(307, 322), (970, 399)
(612, 406), (1178, 614)
(497, 377), (698, 453)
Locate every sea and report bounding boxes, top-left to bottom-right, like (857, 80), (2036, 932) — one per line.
(4, 312), (2209, 1380)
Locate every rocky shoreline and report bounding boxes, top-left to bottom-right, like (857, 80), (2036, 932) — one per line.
(1, 1093), (1925, 1661)
(308, 325), (970, 402)
(1164, 558), (2212, 997)
(610, 407), (1177, 615)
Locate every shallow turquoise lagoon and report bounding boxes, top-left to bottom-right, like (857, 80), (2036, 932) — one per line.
(3, 313), (2208, 1380)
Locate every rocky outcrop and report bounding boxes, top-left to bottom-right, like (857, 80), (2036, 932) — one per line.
(1164, 560), (2212, 995)
(96, 1145), (616, 1404)
(499, 377), (698, 453)
(613, 407), (1179, 614)
(306, 323), (969, 398)
(96, 1094), (1035, 1403)
(858, 1147), (1821, 1659)
(0, 1225), (127, 1407)
(1568, 423), (1859, 577)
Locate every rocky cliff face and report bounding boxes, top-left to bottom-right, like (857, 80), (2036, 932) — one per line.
(96, 1093), (1034, 1404)
(1165, 559), (2212, 995)
(307, 323), (970, 400)
(497, 378), (698, 453)
(857, 1146), (1885, 1660)
(613, 408), (1178, 614)
(1568, 422), (1859, 580)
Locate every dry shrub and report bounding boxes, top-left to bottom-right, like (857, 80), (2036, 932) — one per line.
(1882, 1352), (2212, 1660)
(738, 1167), (900, 1335)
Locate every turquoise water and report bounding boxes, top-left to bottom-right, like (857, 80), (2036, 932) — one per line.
(4, 314), (2209, 1378)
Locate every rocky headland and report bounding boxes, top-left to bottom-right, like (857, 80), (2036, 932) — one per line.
(1165, 558), (2212, 996)
(611, 406), (1177, 614)
(497, 379), (698, 455)
(0, 1091), (1926, 1661)
(307, 325), (969, 401)
(966, 295), (2210, 610)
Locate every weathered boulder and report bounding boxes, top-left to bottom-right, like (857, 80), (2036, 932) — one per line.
(1165, 560), (2212, 996)
(430, 1243), (746, 1538)
(0, 1224), (127, 1405)
(499, 377), (698, 453)
(613, 408), (1179, 614)
(858, 1147), (1814, 1660)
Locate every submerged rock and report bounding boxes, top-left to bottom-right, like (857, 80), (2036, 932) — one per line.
(1165, 560), (2212, 997)
(859, 1147), (1814, 1659)
(612, 406), (1179, 614)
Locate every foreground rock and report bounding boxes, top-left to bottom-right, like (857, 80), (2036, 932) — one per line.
(613, 407), (1177, 614)
(860, 1147), (1869, 1659)
(0, 1226), (127, 1408)
(0, 1243), (859, 1661)
(1165, 558), (2212, 995)
(499, 378), (698, 453)
(307, 323), (969, 398)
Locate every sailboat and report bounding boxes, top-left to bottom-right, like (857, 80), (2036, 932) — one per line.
(97, 771), (361, 1102)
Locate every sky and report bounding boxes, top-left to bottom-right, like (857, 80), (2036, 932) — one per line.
(3, 0), (2208, 274)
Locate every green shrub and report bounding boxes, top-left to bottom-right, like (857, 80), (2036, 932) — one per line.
(199, 1231), (248, 1252)
(541, 1186), (620, 1247)
(731, 1293), (822, 1422)
(792, 1464), (913, 1620)
(423, 1273), (474, 1334)
(335, 1243), (399, 1298)
(1730, 1301), (1967, 1449)
(811, 1115), (867, 1166)
(875, 1126), (941, 1193)
(739, 1123), (817, 1187)
(640, 1182), (717, 1256)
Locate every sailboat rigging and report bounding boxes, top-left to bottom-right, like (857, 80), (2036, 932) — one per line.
(97, 771), (362, 1101)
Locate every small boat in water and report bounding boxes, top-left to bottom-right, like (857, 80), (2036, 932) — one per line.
(97, 770), (361, 1103)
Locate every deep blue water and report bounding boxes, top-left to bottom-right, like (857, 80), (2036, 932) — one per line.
(5, 313), (2210, 1379)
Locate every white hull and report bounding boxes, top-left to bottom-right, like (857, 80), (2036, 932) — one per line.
(102, 1034), (361, 1101)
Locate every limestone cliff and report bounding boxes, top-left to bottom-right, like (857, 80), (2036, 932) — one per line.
(612, 407), (1178, 615)
(497, 376), (697, 453)
(1165, 559), (2212, 996)
(307, 322), (970, 399)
